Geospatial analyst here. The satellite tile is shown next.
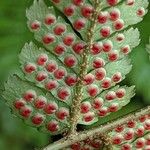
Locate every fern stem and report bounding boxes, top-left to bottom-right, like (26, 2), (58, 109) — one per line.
(43, 106), (150, 150)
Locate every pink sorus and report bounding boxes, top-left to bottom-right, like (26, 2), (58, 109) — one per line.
(32, 114), (44, 125)
(109, 8), (120, 21)
(101, 77), (112, 89)
(54, 68), (66, 79)
(103, 40), (113, 52)
(65, 75), (77, 86)
(83, 112), (95, 122)
(36, 71), (48, 82)
(126, 0), (135, 6)
(87, 84), (99, 97)
(24, 63), (36, 73)
(90, 139), (103, 149)
(46, 61), (58, 72)
(83, 73), (95, 85)
(115, 125), (124, 132)
(135, 138), (145, 148)
(14, 99), (26, 110)
(98, 107), (108, 117)
(127, 120), (136, 128)
(100, 26), (111, 38)
(44, 102), (58, 114)
(19, 106), (32, 118)
(80, 101), (91, 113)
(112, 72), (122, 83)
(107, 0), (119, 6)
(105, 91), (116, 100)
(45, 80), (58, 90)
(124, 129), (134, 140)
(114, 19), (125, 30)
(57, 87), (71, 100)
(121, 144), (132, 150)
(116, 88), (126, 98)
(63, 34), (75, 46)
(137, 7), (145, 17)
(34, 96), (47, 109)
(72, 0), (83, 6)
(93, 57), (105, 69)
(93, 97), (104, 110)
(44, 14), (56, 25)
(95, 68), (106, 81)
(116, 33), (125, 42)
(144, 120), (150, 130)
(42, 34), (55, 44)
(91, 42), (103, 55)
(73, 18), (86, 30)
(64, 55), (77, 67)
(112, 134), (123, 145)
(121, 45), (131, 54)
(54, 44), (66, 55)
(56, 107), (69, 120)
(30, 20), (41, 30)
(97, 11), (108, 24)
(47, 120), (59, 132)
(135, 126), (145, 137)
(37, 54), (48, 66)
(72, 42), (85, 54)
(81, 5), (93, 18)
(54, 24), (66, 35)
(23, 90), (36, 102)
(108, 50), (119, 61)
(109, 103), (119, 112)
(64, 5), (75, 16)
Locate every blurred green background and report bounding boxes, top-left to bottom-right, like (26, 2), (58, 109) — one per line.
(0, 1), (150, 150)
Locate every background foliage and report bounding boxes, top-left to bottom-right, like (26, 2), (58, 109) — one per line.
(0, 1), (150, 150)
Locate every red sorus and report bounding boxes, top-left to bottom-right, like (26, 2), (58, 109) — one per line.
(54, 24), (66, 35)
(73, 18), (86, 30)
(54, 68), (66, 79)
(64, 55), (77, 67)
(100, 26), (111, 38)
(44, 102), (58, 114)
(135, 126), (145, 137)
(146, 135), (150, 145)
(24, 63), (36, 73)
(139, 115), (147, 122)
(108, 50), (119, 61)
(80, 101), (91, 113)
(126, 0), (135, 6)
(20, 106), (32, 118)
(57, 87), (70, 100)
(71, 142), (81, 150)
(37, 54), (48, 66)
(14, 99), (26, 110)
(95, 68), (106, 81)
(36, 71), (48, 82)
(81, 5), (93, 18)
(121, 45), (131, 54)
(30, 20), (41, 30)
(90, 139), (102, 149)
(98, 107), (108, 117)
(52, 0), (61, 3)
(23, 90), (36, 102)
(72, 0), (83, 6)
(127, 120), (136, 128)
(135, 138), (145, 148)
(137, 7), (145, 17)
(93, 58), (105, 69)
(65, 75), (77, 86)
(34, 96), (47, 109)
(116, 33), (125, 42)
(124, 129), (134, 140)
(32, 114), (44, 125)
(144, 120), (150, 130)
(93, 97), (103, 110)
(87, 84), (99, 97)
(114, 19), (124, 30)
(44, 14), (56, 25)
(63, 34), (75, 46)
(45, 80), (58, 90)
(91, 42), (103, 55)
(112, 134), (123, 145)
(47, 120), (59, 132)
(97, 11), (108, 24)
(115, 125), (124, 132)
(56, 107), (69, 120)
(105, 91), (116, 100)
(101, 78), (112, 89)
(103, 40), (113, 52)
(121, 144), (132, 150)
(116, 88), (126, 98)
(64, 5), (75, 16)
(42, 34), (55, 44)
(109, 8), (120, 21)
(83, 73), (95, 85)
(83, 112), (95, 122)
(72, 42), (85, 54)
(108, 103), (119, 112)
(54, 44), (66, 55)
(107, 0), (118, 6)
(46, 61), (58, 72)
(112, 72), (122, 83)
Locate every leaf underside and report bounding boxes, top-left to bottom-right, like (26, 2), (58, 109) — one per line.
(2, 0), (149, 140)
